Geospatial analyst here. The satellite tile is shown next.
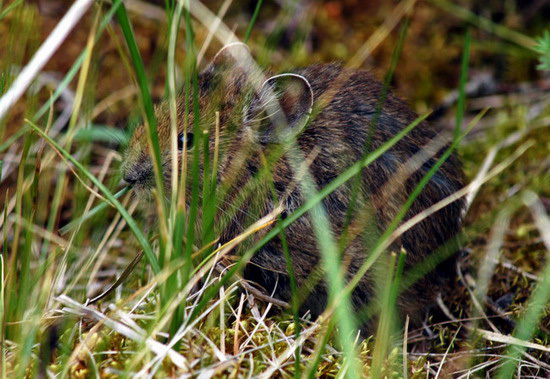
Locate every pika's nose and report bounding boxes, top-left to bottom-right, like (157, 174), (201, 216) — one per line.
(122, 160), (153, 187)
(123, 171), (141, 186)
(123, 174), (137, 186)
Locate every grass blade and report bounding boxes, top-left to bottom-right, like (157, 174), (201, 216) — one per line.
(26, 119), (160, 273)
(244, 0), (264, 43)
(115, 2), (169, 243)
(59, 187), (130, 235)
(0, 0), (94, 120)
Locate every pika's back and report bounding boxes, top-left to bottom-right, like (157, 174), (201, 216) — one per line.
(275, 63), (463, 211)
(238, 63), (465, 322)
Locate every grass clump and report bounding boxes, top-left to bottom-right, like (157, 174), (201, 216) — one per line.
(0, 0), (549, 377)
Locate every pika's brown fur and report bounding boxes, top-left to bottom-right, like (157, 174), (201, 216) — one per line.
(122, 44), (465, 330)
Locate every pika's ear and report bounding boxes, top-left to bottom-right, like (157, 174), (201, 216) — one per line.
(246, 73), (314, 144)
(200, 42), (253, 95)
(208, 42), (251, 74)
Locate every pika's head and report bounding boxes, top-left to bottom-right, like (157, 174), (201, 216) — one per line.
(121, 43), (313, 193)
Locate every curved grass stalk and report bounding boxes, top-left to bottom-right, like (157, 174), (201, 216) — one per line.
(26, 119), (160, 273)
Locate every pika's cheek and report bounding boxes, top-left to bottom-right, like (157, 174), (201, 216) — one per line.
(173, 153), (202, 173)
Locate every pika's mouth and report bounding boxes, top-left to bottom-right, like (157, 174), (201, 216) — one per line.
(121, 161), (154, 190)
(123, 171), (148, 187)
(123, 181), (152, 194)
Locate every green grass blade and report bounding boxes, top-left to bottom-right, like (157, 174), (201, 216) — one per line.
(370, 252), (398, 378)
(72, 125), (129, 145)
(429, 0), (536, 50)
(339, 29), (472, 306)
(371, 249), (406, 377)
(58, 187), (130, 235)
(304, 318), (336, 379)
(115, 3), (168, 221)
(244, 0), (264, 43)
(183, 0), (201, 283)
(342, 17), (410, 240)
(0, 0), (23, 20)
(165, 0), (183, 309)
(496, 193), (550, 378)
(26, 119), (160, 273)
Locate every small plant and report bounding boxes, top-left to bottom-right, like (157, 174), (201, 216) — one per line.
(534, 30), (550, 71)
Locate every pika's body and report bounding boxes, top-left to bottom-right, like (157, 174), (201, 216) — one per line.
(123, 44), (465, 328)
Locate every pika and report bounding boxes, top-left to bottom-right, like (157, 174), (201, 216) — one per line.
(122, 44), (465, 329)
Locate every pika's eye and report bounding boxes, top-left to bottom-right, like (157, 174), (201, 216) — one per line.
(178, 133), (194, 151)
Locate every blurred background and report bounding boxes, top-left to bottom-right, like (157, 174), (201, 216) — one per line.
(1, 0), (548, 129)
